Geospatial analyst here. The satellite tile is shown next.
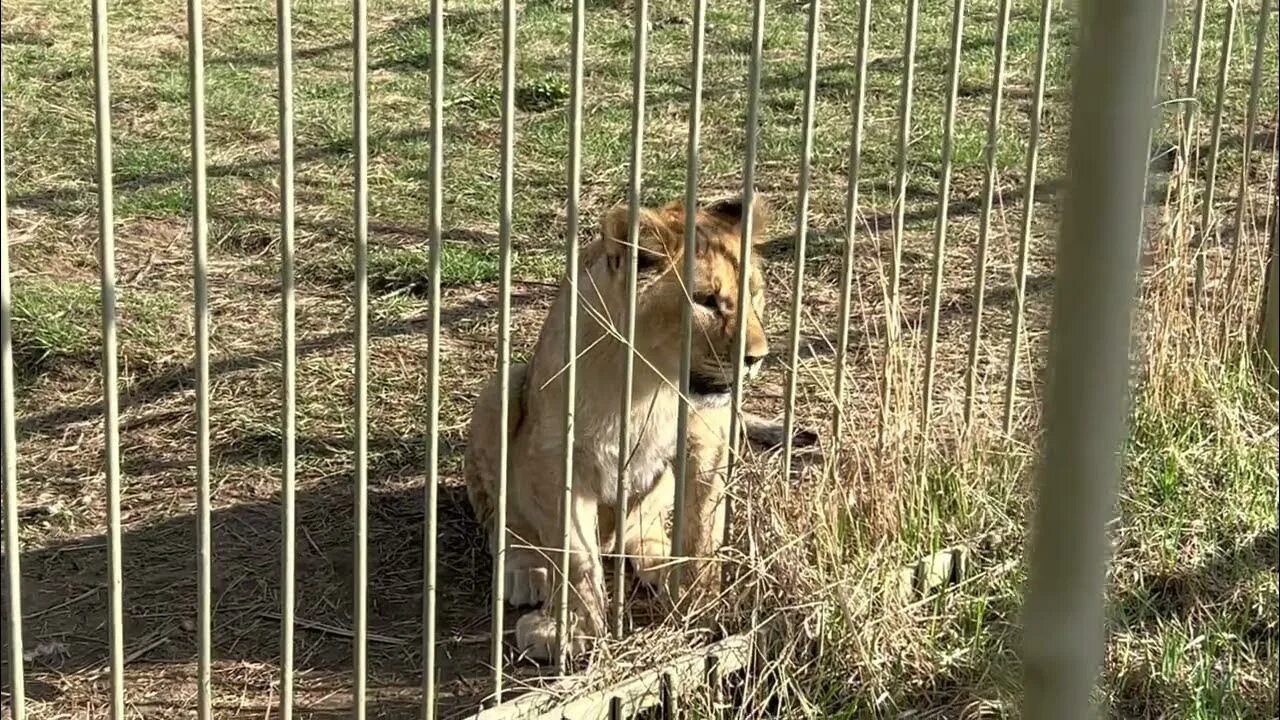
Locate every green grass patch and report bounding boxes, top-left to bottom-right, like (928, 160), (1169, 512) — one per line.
(11, 280), (183, 371)
(300, 243), (563, 294)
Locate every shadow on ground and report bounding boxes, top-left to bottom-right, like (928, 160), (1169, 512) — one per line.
(5, 443), (548, 719)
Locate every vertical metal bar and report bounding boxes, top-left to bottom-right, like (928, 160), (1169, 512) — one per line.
(1000, 0), (1053, 436)
(1193, 1), (1236, 323)
(671, 0), (708, 599)
(725, 0), (767, 529)
(1263, 178), (1280, 378)
(1137, 0), (1169, 263)
(1175, 0), (1210, 259)
(660, 671), (679, 720)
(832, 0), (872, 453)
(1128, 0), (1169, 383)
(1225, 0), (1272, 301)
(615, 0), (650, 639)
(1269, 124), (1280, 248)
(962, 0), (1011, 427)
(557, 0), (586, 671)
(704, 653), (723, 718)
(781, 0), (822, 478)
(1019, 0), (1161, 715)
(491, 0), (517, 701)
(352, 0), (370, 713)
(421, 0), (444, 713)
(0, 80), (28, 720)
(877, 0), (919, 451)
(187, 0), (213, 713)
(91, 0), (126, 713)
(276, 0), (297, 712)
(1182, 0), (1210, 163)
(921, 0), (966, 436)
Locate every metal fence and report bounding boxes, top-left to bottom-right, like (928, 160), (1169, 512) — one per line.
(1, 0), (1276, 718)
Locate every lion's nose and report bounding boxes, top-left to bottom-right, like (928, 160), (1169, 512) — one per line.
(743, 352), (767, 368)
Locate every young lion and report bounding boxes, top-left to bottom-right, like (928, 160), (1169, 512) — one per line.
(464, 192), (796, 661)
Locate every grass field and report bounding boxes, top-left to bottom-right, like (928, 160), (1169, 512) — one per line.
(2, 0), (1277, 717)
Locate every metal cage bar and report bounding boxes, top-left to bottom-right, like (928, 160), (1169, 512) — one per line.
(0, 76), (27, 720)
(1137, 1), (1169, 263)
(1174, 0), (1210, 255)
(660, 671), (678, 719)
(557, 0), (587, 670)
(725, 0), (768, 532)
(1223, 0), (1264, 302)
(1193, 0), (1237, 320)
(1001, 0), (1054, 436)
(671, 0), (709, 599)
(422, 0), (445, 713)
(186, 0), (213, 713)
(276, 0), (297, 712)
(781, 0), (822, 477)
(1225, 0), (1274, 302)
(491, 0), (518, 701)
(615, 0), (650, 638)
(921, 0), (966, 436)
(877, 0), (920, 451)
(832, 0), (872, 454)
(352, 0), (371, 713)
(1182, 0), (1210, 167)
(1019, 0), (1162, 714)
(90, 0), (127, 712)
(963, 0), (1011, 427)
(1264, 176), (1280, 376)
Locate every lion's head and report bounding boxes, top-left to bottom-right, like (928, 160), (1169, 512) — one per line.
(592, 192), (771, 407)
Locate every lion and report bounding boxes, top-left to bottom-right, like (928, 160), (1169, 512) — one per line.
(464, 192), (812, 661)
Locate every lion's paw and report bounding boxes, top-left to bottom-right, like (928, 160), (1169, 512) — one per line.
(515, 611), (558, 662)
(515, 611), (588, 663)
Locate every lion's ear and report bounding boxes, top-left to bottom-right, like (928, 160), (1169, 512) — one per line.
(601, 203), (681, 273)
(702, 191), (770, 245)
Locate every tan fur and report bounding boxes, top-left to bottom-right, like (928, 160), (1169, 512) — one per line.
(463, 193), (779, 662)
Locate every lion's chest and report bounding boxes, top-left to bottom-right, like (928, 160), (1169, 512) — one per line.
(579, 401), (678, 509)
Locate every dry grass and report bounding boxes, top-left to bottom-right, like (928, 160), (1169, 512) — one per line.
(3, 0), (1278, 718)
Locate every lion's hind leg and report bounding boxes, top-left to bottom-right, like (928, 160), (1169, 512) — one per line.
(499, 513), (551, 608)
(463, 362), (551, 608)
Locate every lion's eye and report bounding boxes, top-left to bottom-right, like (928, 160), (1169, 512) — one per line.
(694, 293), (720, 311)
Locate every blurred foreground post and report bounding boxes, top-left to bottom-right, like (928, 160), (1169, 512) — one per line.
(1019, 2), (1163, 719)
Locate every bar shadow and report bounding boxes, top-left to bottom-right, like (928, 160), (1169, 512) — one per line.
(15, 296), (506, 441)
(2, 432), (547, 719)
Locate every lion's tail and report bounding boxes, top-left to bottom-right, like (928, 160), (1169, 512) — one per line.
(740, 411), (818, 452)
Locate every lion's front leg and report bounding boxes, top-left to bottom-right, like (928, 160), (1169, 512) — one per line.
(676, 430), (729, 612)
(515, 489), (607, 662)
(623, 464), (676, 595)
